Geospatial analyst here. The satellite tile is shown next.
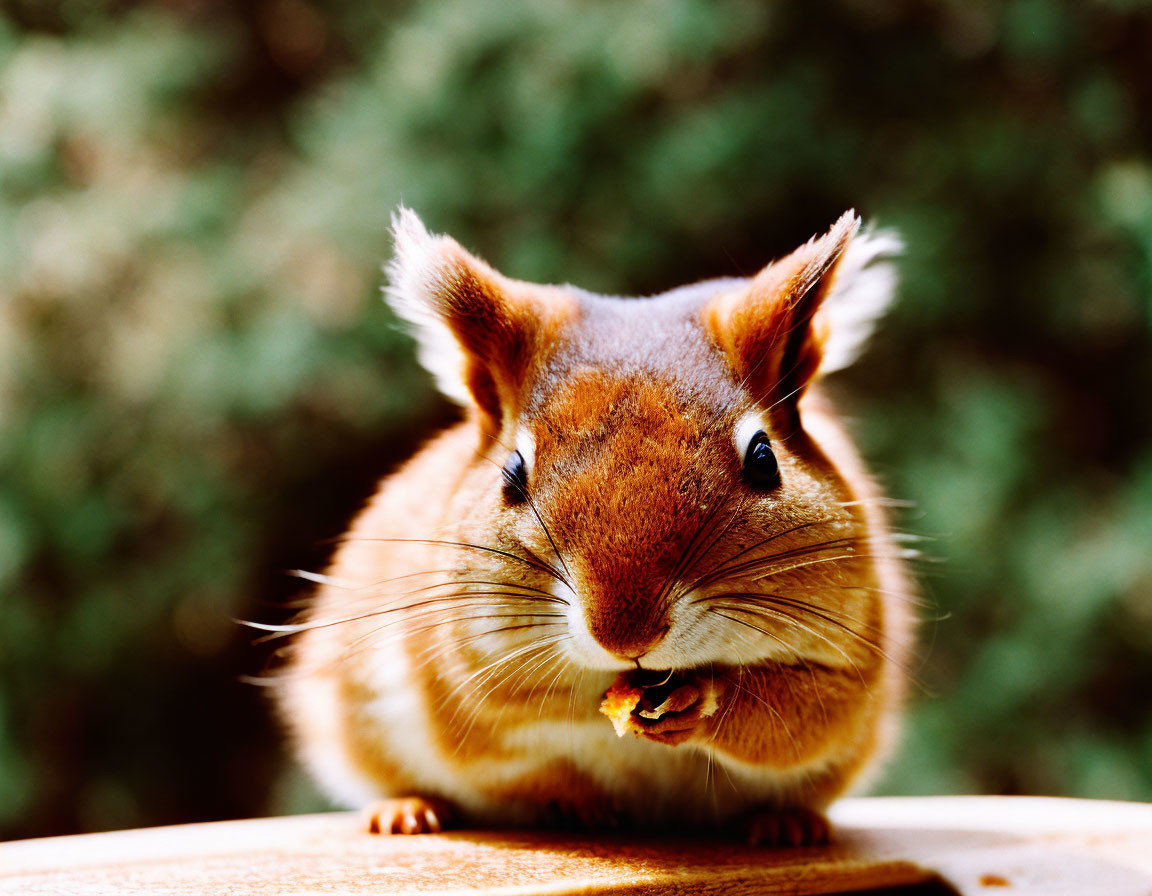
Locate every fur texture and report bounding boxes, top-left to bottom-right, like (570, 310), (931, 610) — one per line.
(278, 210), (914, 840)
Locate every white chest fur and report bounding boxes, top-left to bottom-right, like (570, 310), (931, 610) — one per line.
(305, 633), (827, 827)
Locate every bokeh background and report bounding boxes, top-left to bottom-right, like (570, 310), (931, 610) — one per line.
(2, 0), (1152, 840)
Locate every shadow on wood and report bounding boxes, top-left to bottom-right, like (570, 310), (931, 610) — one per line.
(2, 796), (1150, 895)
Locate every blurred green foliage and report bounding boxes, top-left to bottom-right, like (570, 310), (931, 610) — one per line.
(1, 0), (1151, 838)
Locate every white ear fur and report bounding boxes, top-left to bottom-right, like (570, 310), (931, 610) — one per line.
(386, 207), (899, 399)
(815, 228), (902, 376)
(383, 207), (473, 406)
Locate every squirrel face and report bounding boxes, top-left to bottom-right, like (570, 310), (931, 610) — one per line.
(387, 209), (897, 677)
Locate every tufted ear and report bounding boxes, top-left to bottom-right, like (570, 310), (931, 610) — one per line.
(704, 211), (899, 427)
(813, 223), (902, 376)
(384, 208), (573, 435)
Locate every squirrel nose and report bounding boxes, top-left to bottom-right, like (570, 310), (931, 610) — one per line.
(589, 619), (669, 662)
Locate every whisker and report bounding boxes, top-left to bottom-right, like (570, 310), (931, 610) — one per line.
(835, 498), (918, 510)
(361, 576), (565, 601)
(682, 519), (834, 593)
(712, 595), (919, 681)
(490, 644), (569, 733)
(407, 617), (565, 665)
(711, 591), (888, 640)
(296, 566), (557, 598)
(338, 538), (569, 584)
(718, 671), (803, 763)
(356, 585), (567, 612)
(344, 616), (568, 687)
(521, 490), (575, 587)
(537, 654), (573, 726)
(482, 450), (574, 588)
(322, 601), (566, 658)
(350, 607), (565, 653)
(656, 497), (726, 609)
(829, 582), (931, 607)
(441, 632), (566, 714)
(381, 620), (564, 689)
(712, 604), (866, 685)
(288, 569), (358, 588)
(711, 609), (802, 662)
(695, 536), (863, 588)
(242, 592), (564, 643)
(741, 550), (914, 583)
(520, 543), (570, 591)
(660, 484), (745, 611)
(447, 636), (569, 740)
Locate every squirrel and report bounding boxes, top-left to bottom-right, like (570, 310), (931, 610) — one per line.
(274, 208), (914, 847)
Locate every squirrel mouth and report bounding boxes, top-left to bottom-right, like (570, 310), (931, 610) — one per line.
(599, 668), (702, 736)
(630, 670), (696, 720)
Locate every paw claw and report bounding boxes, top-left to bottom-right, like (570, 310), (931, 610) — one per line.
(362, 797), (455, 835)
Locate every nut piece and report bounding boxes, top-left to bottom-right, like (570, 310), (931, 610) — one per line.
(599, 680), (643, 737)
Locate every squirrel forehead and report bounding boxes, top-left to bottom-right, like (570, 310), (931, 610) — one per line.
(529, 367), (736, 445)
(522, 281), (747, 426)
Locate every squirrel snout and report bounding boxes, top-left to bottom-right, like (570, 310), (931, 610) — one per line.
(585, 610), (669, 662)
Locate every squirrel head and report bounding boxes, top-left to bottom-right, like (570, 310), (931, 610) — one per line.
(385, 208), (900, 670)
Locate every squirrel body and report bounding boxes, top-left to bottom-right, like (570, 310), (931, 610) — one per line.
(278, 210), (913, 841)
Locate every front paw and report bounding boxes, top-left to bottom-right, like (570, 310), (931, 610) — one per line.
(539, 794), (625, 832)
(361, 796), (457, 834)
(632, 682), (706, 744)
(740, 806), (832, 847)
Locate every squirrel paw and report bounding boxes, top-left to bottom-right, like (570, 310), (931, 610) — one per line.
(539, 794), (624, 832)
(361, 796), (456, 835)
(626, 671), (721, 746)
(633, 681), (707, 745)
(741, 806), (831, 848)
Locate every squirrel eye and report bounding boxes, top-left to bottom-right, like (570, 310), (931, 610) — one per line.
(501, 450), (528, 504)
(743, 430), (781, 489)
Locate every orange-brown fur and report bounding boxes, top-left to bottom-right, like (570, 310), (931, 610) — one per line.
(277, 210), (914, 839)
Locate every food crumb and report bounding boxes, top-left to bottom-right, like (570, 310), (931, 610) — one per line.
(979, 873), (1010, 887)
(599, 681), (643, 737)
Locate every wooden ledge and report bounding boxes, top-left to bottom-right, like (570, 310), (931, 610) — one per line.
(2, 797), (1151, 895)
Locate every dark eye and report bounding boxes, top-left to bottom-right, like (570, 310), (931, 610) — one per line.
(743, 430), (781, 489)
(501, 450), (528, 504)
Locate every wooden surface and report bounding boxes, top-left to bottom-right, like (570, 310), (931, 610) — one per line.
(2, 797), (1152, 895)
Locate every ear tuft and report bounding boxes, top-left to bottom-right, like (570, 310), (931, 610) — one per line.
(787, 209), (861, 305)
(383, 207), (472, 405)
(815, 227), (902, 376)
